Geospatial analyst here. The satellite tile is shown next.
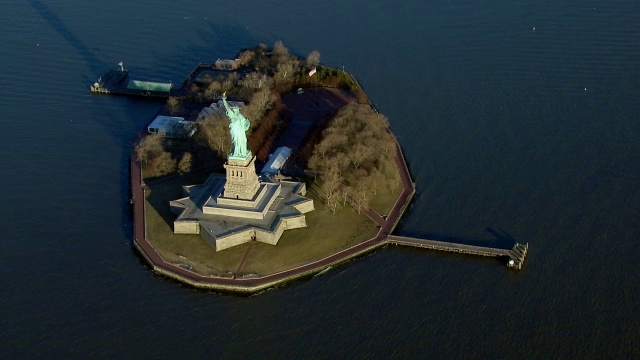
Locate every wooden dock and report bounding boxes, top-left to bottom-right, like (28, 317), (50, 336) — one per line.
(386, 235), (528, 270)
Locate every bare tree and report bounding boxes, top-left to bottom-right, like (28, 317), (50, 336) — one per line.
(250, 88), (277, 113)
(196, 113), (231, 157)
(273, 40), (289, 59)
(135, 133), (164, 164)
(348, 143), (372, 170)
(387, 166), (402, 193)
(167, 97), (180, 115)
(275, 57), (299, 81)
(305, 50), (321, 69)
(222, 72), (239, 92)
(377, 131), (397, 159)
(323, 132), (348, 152)
(339, 185), (352, 207)
(178, 152), (192, 174)
(237, 50), (255, 66)
(313, 141), (332, 164)
(367, 168), (384, 195)
(242, 72), (273, 90)
(321, 167), (342, 202)
(353, 179), (369, 214)
(205, 81), (222, 99)
(326, 195), (340, 214)
(333, 152), (349, 177)
(154, 151), (177, 176)
(307, 153), (324, 181)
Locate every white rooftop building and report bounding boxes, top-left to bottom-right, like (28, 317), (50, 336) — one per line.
(147, 115), (196, 139)
(261, 147), (292, 175)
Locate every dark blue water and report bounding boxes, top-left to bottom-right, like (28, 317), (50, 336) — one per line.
(1, 0), (638, 357)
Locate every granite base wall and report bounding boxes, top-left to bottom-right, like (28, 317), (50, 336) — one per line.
(174, 221), (200, 234)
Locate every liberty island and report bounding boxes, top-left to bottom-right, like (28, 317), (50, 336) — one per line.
(119, 43), (526, 293)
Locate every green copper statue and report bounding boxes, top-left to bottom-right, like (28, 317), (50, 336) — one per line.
(222, 92), (251, 159)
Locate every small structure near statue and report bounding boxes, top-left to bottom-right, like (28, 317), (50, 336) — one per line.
(170, 93), (314, 251)
(147, 115), (196, 139)
(214, 58), (240, 70)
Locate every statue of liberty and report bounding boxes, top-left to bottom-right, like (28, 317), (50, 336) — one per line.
(222, 92), (251, 159)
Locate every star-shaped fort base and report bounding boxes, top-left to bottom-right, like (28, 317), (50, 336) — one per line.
(170, 173), (314, 252)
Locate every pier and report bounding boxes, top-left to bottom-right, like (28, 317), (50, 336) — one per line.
(386, 235), (528, 270)
(90, 62), (173, 98)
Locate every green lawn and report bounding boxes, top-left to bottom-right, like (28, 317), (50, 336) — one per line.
(239, 192), (378, 275)
(367, 182), (402, 216)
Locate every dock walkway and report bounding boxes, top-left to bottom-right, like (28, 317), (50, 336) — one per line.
(387, 235), (511, 257)
(386, 235), (528, 269)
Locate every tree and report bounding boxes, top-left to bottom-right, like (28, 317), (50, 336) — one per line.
(307, 153), (324, 181)
(367, 168), (384, 196)
(196, 113), (231, 157)
(205, 81), (222, 99)
(348, 143), (372, 170)
(275, 57), (299, 81)
(167, 97), (180, 115)
(333, 152), (349, 177)
(154, 151), (177, 176)
(242, 71), (273, 90)
(339, 185), (352, 207)
(314, 141), (332, 163)
(326, 194), (340, 214)
(252, 88), (277, 113)
(221, 72), (239, 93)
(135, 133), (164, 164)
(377, 131), (396, 159)
(386, 165), (402, 193)
(178, 152), (192, 174)
(238, 50), (255, 66)
(305, 50), (321, 69)
(323, 132), (348, 153)
(273, 40), (289, 59)
(353, 179), (370, 214)
(321, 167), (342, 202)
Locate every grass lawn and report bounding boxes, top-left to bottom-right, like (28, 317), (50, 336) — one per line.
(367, 184), (402, 217)
(239, 191), (378, 275)
(144, 172), (248, 276)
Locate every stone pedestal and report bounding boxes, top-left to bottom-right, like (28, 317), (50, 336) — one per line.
(223, 154), (260, 200)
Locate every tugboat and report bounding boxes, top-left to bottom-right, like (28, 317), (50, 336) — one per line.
(90, 62), (128, 93)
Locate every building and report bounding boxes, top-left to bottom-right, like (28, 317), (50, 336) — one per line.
(214, 59), (240, 70)
(147, 115), (196, 139)
(127, 80), (173, 95)
(261, 147), (292, 175)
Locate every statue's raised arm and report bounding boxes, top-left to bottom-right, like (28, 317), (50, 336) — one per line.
(221, 91), (232, 114)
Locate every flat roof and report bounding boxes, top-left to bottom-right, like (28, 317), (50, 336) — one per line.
(148, 115), (187, 132)
(261, 147), (292, 174)
(127, 80), (172, 93)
